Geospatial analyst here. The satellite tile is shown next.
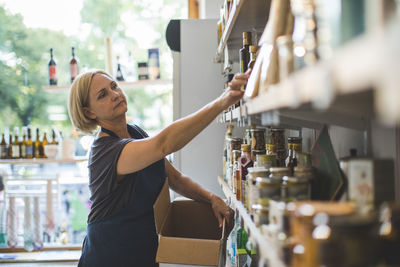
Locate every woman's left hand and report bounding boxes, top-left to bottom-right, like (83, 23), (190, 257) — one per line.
(210, 194), (235, 237)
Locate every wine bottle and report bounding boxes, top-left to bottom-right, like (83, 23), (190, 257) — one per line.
(12, 127), (20, 159)
(25, 127), (33, 159)
(33, 127), (42, 158)
(0, 133), (7, 159)
(42, 131), (48, 158)
(48, 48), (57, 85)
(70, 47), (79, 83)
(8, 133), (12, 159)
(20, 127), (27, 159)
(116, 56), (125, 81)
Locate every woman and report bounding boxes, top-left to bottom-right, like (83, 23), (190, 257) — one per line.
(68, 69), (249, 266)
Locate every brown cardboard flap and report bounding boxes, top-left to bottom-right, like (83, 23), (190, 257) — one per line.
(154, 178), (171, 234)
(156, 236), (221, 266)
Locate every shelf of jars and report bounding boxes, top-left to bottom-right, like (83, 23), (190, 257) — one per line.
(215, 0), (271, 63)
(218, 176), (285, 267)
(220, 17), (400, 129)
(0, 156), (88, 165)
(42, 79), (172, 93)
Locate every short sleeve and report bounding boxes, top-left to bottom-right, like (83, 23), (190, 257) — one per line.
(87, 137), (134, 222)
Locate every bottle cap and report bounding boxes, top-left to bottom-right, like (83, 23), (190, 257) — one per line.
(249, 45), (258, 53)
(241, 144), (251, 152)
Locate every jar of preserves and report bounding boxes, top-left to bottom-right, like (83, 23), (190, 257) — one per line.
(251, 149), (266, 162)
(282, 176), (310, 201)
(228, 137), (242, 164)
(256, 176), (282, 205)
(247, 167), (269, 213)
(250, 128), (266, 151)
(255, 154), (276, 169)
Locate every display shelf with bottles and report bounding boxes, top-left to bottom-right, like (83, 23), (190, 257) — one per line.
(0, 156), (88, 165)
(218, 176), (285, 267)
(42, 79), (172, 93)
(215, 0), (271, 63)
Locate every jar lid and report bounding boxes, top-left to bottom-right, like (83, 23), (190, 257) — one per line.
(252, 204), (269, 212)
(241, 144), (251, 152)
(283, 175), (309, 183)
(248, 166), (269, 173)
(256, 176), (281, 186)
(250, 128), (265, 133)
(256, 154), (276, 162)
(269, 167), (291, 174)
(288, 137), (302, 143)
(231, 137), (243, 142)
(271, 128), (285, 132)
(294, 167), (313, 173)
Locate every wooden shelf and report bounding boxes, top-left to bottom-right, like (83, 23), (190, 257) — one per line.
(0, 156), (88, 165)
(217, 176), (285, 267)
(235, 19), (400, 129)
(43, 79), (172, 92)
(215, 0), (271, 63)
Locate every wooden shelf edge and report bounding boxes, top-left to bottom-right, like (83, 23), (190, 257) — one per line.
(0, 156), (88, 164)
(217, 176), (285, 267)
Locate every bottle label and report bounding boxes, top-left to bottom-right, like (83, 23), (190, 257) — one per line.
(26, 146), (33, 157)
(12, 145), (19, 158)
(0, 145), (7, 158)
(49, 66), (57, 79)
(21, 144), (26, 157)
(70, 64), (78, 79)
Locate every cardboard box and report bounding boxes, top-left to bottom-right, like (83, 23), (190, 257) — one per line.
(154, 179), (225, 266)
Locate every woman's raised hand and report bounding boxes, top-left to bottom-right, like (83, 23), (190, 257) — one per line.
(219, 70), (250, 109)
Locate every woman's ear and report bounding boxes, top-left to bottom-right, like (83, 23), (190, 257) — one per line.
(83, 107), (96, 120)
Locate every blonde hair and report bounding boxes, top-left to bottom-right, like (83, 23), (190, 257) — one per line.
(68, 70), (113, 134)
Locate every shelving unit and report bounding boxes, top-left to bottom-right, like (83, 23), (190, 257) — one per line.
(220, 18), (400, 129)
(42, 79), (172, 92)
(215, 0), (271, 63)
(218, 176), (285, 267)
(215, 1), (400, 266)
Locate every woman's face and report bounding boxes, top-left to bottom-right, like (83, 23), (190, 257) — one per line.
(84, 73), (128, 123)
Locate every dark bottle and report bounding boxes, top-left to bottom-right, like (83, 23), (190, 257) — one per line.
(8, 133), (12, 159)
(239, 32), (252, 74)
(116, 56), (125, 82)
(33, 127), (42, 158)
(70, 47), (79, 83)
(48, 48), (57, 85)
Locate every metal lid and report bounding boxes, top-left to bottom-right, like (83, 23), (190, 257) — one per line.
(241, 144), (251, 152)
(256, 176), (282, 186)
(288, 137), (302, 143)
(252, 204), (269, 212)
(269, 167), (291, 174)
(249, 45), (258, 53)
(283, 175), (309, 183)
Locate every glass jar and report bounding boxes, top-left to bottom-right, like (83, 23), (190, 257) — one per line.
(250, 128), (266, 151)
(297, 152), (312, 168)
(255, 154), (276, 169)
(228, 137), (242, 164)
(247, 167), (269, 214)
(252, 204), (269, 227)
(251, 149), (266, 162)
(256, 176), (282, 205)
(245, 125), (256, 146)
(282, 176), (310, 201)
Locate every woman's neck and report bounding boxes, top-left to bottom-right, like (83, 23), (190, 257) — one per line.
(99, 120), (130, 138)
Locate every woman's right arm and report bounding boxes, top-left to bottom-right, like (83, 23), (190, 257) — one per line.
(116, 72), (249, 175)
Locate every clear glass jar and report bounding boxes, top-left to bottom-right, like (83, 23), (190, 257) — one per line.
(255, 154), (276, 169)
(282, 175), (310, 201)
(250, 128), (266, 151)
(247, 167), (269, 214)
(256, 176), (282, 205)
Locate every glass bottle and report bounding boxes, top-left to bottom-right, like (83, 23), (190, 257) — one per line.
(41, 131), (48, 158)
(25, 127), (33, 159)
(48, 48), (57, 85)
(239, 144), (253, 205)
(116, 56), (125, 81)
(248, 45), (258, 70)
(285, 137), (302, 171)
(8, 133), (12, 159)
(12, 127), (20, 159)
(33, 127), (42, 158)
(223, 125), (234, 182)
(239, 32), (252, 74)
(70, 47), (79, 83)
(20, 127), (27, 159)
(0, 133), (7, 159)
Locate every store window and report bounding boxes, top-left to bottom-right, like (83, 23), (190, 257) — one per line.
(0, 0), (187, 247)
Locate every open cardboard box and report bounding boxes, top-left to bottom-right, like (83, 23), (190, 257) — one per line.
(154, 179), (225, 266)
